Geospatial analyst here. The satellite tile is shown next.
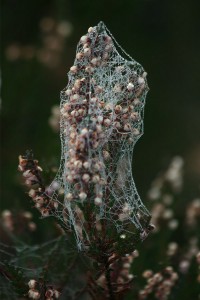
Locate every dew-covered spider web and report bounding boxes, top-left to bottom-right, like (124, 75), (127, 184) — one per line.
(45, 21), (151, 250)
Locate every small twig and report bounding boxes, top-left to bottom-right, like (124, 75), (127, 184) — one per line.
(74, 285), (88, 299)
(104, 256), (115, 300)
(0, 265), (13, 281)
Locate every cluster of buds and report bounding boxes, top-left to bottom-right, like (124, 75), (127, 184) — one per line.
(1, 210), (36, 232)
(56, 21), (151, 250)
(147, 158), (185, 232)
(114, 250), (139, 286)
(150, 201), (178, 232)
(6, 17), (73, 69)
(18, 22), (151, 259)
(17, 22), (153, 300)
(27, 280), (60, 300)
(27, 280), (40, 300)
(18, 154), (58, 218)
(96, 250), (139, 295)
(44, 288), (60, 300)
(139, 267), (178, 300)
(148, 156), (184, 203)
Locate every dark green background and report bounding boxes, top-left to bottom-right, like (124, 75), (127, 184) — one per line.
(2, 0), (200, 207)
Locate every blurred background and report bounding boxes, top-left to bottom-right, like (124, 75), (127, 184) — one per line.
(1, 0), (200, 299)
(2, 0), (200, 206)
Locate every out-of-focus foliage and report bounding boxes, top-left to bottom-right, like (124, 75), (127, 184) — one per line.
(1, 0), (200, 299)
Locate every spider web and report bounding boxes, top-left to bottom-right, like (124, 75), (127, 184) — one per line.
(45, 21), (150, 250)
(0, 235), (87, 300)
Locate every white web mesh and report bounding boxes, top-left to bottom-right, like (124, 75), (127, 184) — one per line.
(46, 22), (150, 250)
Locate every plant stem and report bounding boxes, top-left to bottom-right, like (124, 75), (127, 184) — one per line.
(104, 257), (115, 300)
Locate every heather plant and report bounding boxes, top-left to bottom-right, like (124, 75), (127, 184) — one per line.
(1, 22), (153, 300)
(1, 154), (200, 299)
(1, 155), (200, 299)
(44, 22), (152, 250)
(1, 22), (200, 300)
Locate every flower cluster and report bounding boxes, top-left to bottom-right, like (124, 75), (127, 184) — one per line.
(14, 152), (200, 299)
(147, 156), (184, 232)
(1, 210), (36, 232)
(148, 156), (184, 202)
(28, 279), (60, 300)
(5, 17), (73, 69)
(96, 250), (139, 293)
(17, 22), (153, 300)
(18, 154), (58, 217)
(139, 267), (178, 300)
(47, 21), (152, 251)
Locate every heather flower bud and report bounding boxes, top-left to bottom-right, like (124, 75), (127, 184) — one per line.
(138, 77), (145, 84)
(103, 150), (110, 160)
(79, 192), (87, 201)
(66, 193), (73, 201)
(94, 197), (102, 206)
(76, 52), (84, 60)
(83, 161), (90, 169)
(28, 189), (37, 198)
(82, 173), (90, 182)
(80, 35), (89, 44)
(84, 47), (91, 56)
(88, 27), (94, 33)
(103, 118), (111, 127)
(23, 170), (32, 178)
(28, 289), (40, 299)
(81, 128), (88, 136)
(92, 174), (100, 183)
(70, 66), (78, 73)
(28, 279), (37, 289)
(127, 82), (134, 91)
